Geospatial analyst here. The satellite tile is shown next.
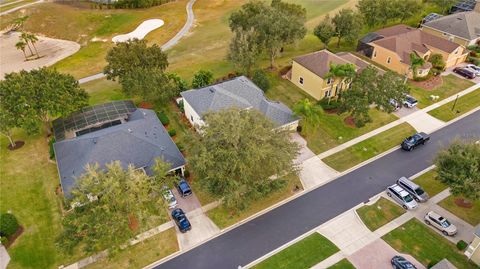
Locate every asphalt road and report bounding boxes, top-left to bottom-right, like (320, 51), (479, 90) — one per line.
(154, 109), (480, 269)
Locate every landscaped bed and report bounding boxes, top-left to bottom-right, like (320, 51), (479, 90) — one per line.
(383, 219), (477, 269)
(253, 233), (339, 269)
(412, 169), (446, 197)
(428, 89), (480, 122)
(322, 123), (416, 172)
(328, 259), (356, 269)
(439, 196), (480, 226)
(356, 197), (405, 231)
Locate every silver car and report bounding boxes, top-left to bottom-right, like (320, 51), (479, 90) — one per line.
(424, 211), (457, 236)
(162, 186), (178, 209)
(466, 64), (480, 76)
(386, 184), (418, 210)
(397, 177), (429, 202)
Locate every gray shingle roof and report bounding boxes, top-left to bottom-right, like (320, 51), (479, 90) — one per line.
(422, 11), (480, 41)
(180, 76), (298, 127)
(54, 108), (185, 197)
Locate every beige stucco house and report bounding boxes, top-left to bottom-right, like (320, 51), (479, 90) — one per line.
(465, 226), (480, 266)
(289, 50), (376, 100)
(358, 25), (468, 79)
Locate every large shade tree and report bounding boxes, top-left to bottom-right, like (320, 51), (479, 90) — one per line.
(314, 15), (335, 49)
(188, 108), (299, 209)
(332, 8), (363, 47)
(435, 140), (480, 202)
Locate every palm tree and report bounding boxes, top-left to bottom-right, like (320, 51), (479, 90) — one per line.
(325, 63), (356, 101)
(20, 32), (34, 57)
(15, 40), (27, 60)
(27, 33), (40, 58)
(11, 15), (29, 31)
(293, 99), (322, 134)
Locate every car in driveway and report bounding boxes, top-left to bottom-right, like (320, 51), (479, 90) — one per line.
(453, 67), (476, 79)
(391, 255), (417, 269)
(466, 64), (480, 76)
(389, 99), (401, 111)
(396, 177), (429, 202)
(171, 208), (191, 233)
(175, 178), (193, 197)
(401, 132), (430, 151)
(386, 184), (418, 210)
(162, 186), (178, 209)
(424, 211), (457, 236)
(403, 95), (418, 108)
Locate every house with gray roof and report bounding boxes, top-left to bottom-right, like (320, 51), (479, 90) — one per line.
(180, 76), (299, 131)
(52, 100), (185, 197)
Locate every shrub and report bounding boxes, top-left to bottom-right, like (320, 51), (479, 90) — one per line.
(318, 98), (340, 110)
(0, 236), (7, 245)
(0, 213), (19, 237)
(468, 56), (480, 66)
(168, 129), (177, 137)
(191, 70), (214, 89)
(177, 100), (184, 113)
(456, 240), (468, 250)
(183, 170), (190, 178)
(157, 111), (169, 125)
(251, 70), (271, 92)
(49, 137), (56, 160)
(176, 142), (184, 152)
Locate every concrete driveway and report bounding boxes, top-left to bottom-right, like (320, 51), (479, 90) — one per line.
(175, 208), (220, 250)
(299, 157), (339, 190)
(394, 106), (419, 118)
(290, 133), (315, 164)
(348, 239), (425, 269)
(443, 63), (480, 84)
(403, 110), (446, 133)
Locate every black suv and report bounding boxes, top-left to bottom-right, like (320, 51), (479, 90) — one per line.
(453, 67), (476, 79)
(401, 132), (430, 151)
(391, 256), (417, 269)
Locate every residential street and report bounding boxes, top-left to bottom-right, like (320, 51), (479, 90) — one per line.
(151, 109), (480, 269)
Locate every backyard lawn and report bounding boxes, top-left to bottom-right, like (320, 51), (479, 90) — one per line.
(356, 197), (405, 231)
(439, 196), (480, 226)
(409, 75), (475, 108)
(207, 174), (303, 229)
(428, 89), (480, 122)
(328, 259), (356, 269)
(84, 228), (178, 269)
(383, 219), (477, 269)
(253, 233), (339, 269)
(322, 123), (415, 172)
(412, 169), (446, 197)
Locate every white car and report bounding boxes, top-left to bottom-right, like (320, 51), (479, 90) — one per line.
(466, 64), (480, 76)
(424, 211), (457, 236)
(403, 95), (418, 108)
(386, 184), (418, 210)
(162, 186), (178, 209)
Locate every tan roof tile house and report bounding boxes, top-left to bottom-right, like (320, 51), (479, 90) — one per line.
(358, 25), (468, 78)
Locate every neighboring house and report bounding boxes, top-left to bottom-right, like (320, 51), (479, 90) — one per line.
(421, 11), (480, 47)
(289, 49), (379, 100)
(180, 76), (299, 131)
(431, 259), (457, 269)
(450, 0), (479, 14)
(465, 225), (480, 266)
(53, 100), (186, 197)
(358, 25), (468, 78)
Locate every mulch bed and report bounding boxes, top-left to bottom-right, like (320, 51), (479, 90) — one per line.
(409, 76), (443, 90)
(344, 116), (356, 128)
(138, 101), (154, 109)
(454, 198), (473, 208)
(128, 214), (139, 232)
(324, 108), (339, 115)
(7, 141), (24, 150)
(4, 226), (24, 249)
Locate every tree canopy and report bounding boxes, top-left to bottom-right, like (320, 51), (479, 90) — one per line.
(435, 140), (480, 201)
(314, 15), (335, 48)
(357, 0), (421, 27)
(188, 108), (299, 209)
(332, 8), (363, 47)
(228, 29), (262, 76)
(191, 69), (214, 89)
(57, 160), (174, 254)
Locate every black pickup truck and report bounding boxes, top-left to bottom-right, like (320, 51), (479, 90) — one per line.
(401, 132), (430, 151)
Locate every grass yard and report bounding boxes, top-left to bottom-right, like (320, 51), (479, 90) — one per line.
(207, 174), (303, 229)
(253, 233), (339, 269)
(383, 219), (477, 269)
(412, 169), (446, 197)
(409, 75), (475, 108)
(356, 197), (405, 231)
(439, 196), (480, 226)
(328, 259), (356, 269)
(84, 228), (178, 269)
(304, 109), (399, 154)
(322, 123), (415, 172)
(428, 89), (480, 122)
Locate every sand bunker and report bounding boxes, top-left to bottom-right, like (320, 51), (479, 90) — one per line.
(112, 19), (164, 43)
(0, 31), (80, 79)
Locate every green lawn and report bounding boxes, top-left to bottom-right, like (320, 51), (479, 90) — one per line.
(383, 219), (478, 269)
(328, 259), (356, 269)
(253, 233), (339, 269)
(207, 174), (303, 229)
(428, 89), (480, 122)
(412, 170), (446, 197)
(439, 196), (480, 226)
(356, 197), (405, 231)
(409, 75), (475, 108)
(84, 228), (178, 269)
(322, 123), (415, 172)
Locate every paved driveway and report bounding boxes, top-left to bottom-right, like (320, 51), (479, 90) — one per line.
(403, 110), (446, 133)
(443, 63), (480, 84)
(176, 209), (220, 250)
(348, 239), (425, 269)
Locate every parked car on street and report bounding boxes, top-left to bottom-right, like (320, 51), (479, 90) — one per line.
(453, 67), (476, 79)
(175, 178), (193, 197)
(424, 211), (457, 236)
(466, 64), (480, 76)
(162, 186), (178, 209)
(401, 132), (430, 151)
(391, 255), (417, 269)
(386, 184), (418, 210)
(396, 177), (429, 202)
(403, 95), (418, 108)
(171, 208), (191, 233)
